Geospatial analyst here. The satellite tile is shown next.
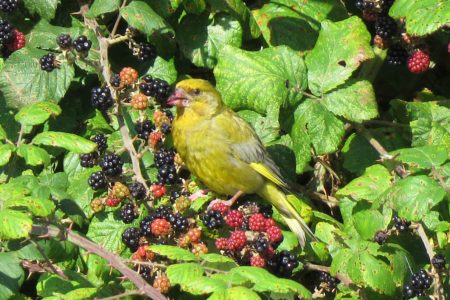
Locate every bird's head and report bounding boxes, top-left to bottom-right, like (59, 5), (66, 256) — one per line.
(167, 79), (223, 116)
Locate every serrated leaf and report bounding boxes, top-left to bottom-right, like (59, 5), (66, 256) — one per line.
(352, 209), (385, 240)
(306, 17), (374, 95)
(87, 0), (121, 17)
(145, 57), (177, 84)
(390, 145), (448, 169)
(200, 253), (239, 271)
(290, 115), (312, 173)
(183, 276), (227, 295)
(0, 144), (15, 166)
(390, 0), (450, 36)
(177, 12), (242, 68)
(86, 212), (128, 254)
(37, 172), (69, 201)
(208, 286), (261, 300)
(0, 210), (32, 240)
(4, 196), (55, 217)
(15, 102), (61, 126)
(27, 20), (82, 51)
(32, 131), (97, 154)
(17, 144), (51, 166)
(0, 253), (25, 299)
(23, 0), (60, 21)
(120, 1), (174, 36)
(166, 263), (204, 287)
(238, 110), (279, 145)
(149, 245), (198, 261)
(0, 48), (75, 109)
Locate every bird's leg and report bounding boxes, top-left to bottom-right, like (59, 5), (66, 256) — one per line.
(207, 190), (244, 210)
(189, 189), (209, 202)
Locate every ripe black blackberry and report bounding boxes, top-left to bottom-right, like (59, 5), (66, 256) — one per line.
(393, 216), (411, 231)
(160, 122), (172, 135)
(318, 271), (339, 292)
(0, 19), (13, 46)
(100, 153), (123, 176)
(403, 284), (416, 299)
(157, 164), (178, 184)
(91, 87), (113, 111)
(154, 205), (174, 220)
(140, 215), (156, 237)
(267, 250), (299, 277)
(169, 190), (189, 203)
(154, 148), (175, 168)
(355, 0), (373, 11)
(202, 210), (224, 229)
(80, 152), (98, 168)
(110, 73), (121, 88)
(380, 0), (395, 13)
(168, 213), (188, 233)
(88, 171), (107, 190)
(56, 34), (72, 50)
(411, 269), (432, 291)
(119, 203), (138, 224)
(73, 35), (92, 53)
(431, 253), (446, 270)
(40, 53), (56, 72)
(259, 204), (273, 218)
(135, 120), (155, 140)
(139, 77), (171, 102)
(0, 0), (18, 12)
(122, 227), (141, 251)
(137, 42), (157, 61)
(91, 134), (107, 153)
(375, 15), (397, 38)
(254, 235), (269, 253)
(139, 266), (152, 282)
(129, 182), (147, 200)
(373, 230), (389, 245)
(386, 44), (408, 66)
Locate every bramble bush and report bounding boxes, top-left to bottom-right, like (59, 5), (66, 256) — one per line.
(0, 0), (449, 299)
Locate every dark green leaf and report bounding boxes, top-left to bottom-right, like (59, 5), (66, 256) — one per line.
(87, 0), (121, 17)
(0, 253), (25, 299)
(390, 145), (448, 169)
(23, 0), (60, 21)
(145, 57), (177, 84)
(208, 286), (261, 300)
(86, 212), (128, 254)
(32, 131), (97, 154)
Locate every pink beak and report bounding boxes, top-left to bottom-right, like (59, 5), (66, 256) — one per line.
(167, 88), (188, 107)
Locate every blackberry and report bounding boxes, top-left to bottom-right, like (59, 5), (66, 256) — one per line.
(373, 230), (389, 245)
(91, 87), (113, 111)
(381, 0), (395, 13)
(403, 284), (416, 299)
(56, 34), (72, 50)
(100, 153), (123, 176)
(137, 42), (157, 61)
(259, 204), (273, 218)
(80, 152), (98, 168)
(139, 77), (171, 102)
(88, 171), (107, 190)
(139, 265), (152, 282)
(164, 109), (174, 122)
(40, 53), (56, 72)
(0, 0), (18, 12)
(160, 122), (171, 135)
(318, 271), (339, 292)
(140, 215), (156, 237)
(202, 210), (223, 229)
(375, 15), (397, 38)
(355, 0), (373, 11)
(393, 216), (411, 232)
(411, 269), (432, 291)
(431, 253), (446, 270)
(119, 203), (138, 224)
(122, 227), (141, 251)
(110, 73), (121, 88)
(73, 35), (92, 53)
(254, 235), (269, 253)
(170, 190), (182, 203)
(168, 213), (189, 233)
(267, 250), (299, 277)
(135, 120), (155, 140)
(92, 134), (107, 153)
(157, 164), (178, 184)
(154, 148), (175, 168)
(154, 205), (174, 220)
(0, 19), (13, 46)
(129, 182), (147, 200)
(386, 44), (408, 66)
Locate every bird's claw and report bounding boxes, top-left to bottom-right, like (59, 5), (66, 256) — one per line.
(189, 189), (209, 202)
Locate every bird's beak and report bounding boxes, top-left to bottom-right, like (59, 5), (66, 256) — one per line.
(167, 88), (189, 107)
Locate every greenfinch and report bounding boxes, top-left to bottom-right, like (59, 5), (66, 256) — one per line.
(167, 79), (314, 247)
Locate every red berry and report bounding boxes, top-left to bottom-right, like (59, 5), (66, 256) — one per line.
(119, 67), (138, 85)
(250, 255), (266, 267)
(211, 202), (229, 215)
(148, 131), (162, 149)
(9, 29), (25, 51)
(131, 93), (149, 110)
(151, 183), (166, 198)
(153, 274), (171, 294)
(225, 210), (244, 228)
(248, 213), (267, 232)
(265, 245), (275, 258)
(266, 226), (283, 243)
(105, 196), (121, 207)
(407, 49), (430, 74)
(187, 228), (202, 243)
(448, 43), (450, 53)
(192, 242), (208, 255)
(133, 245), (156, 261)
(227, 230), (247, 251)
(265, 218), (277, 228)
(215, 238), (228, 250)
(151, 218), (172, 236)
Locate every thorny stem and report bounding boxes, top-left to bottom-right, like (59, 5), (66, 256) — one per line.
(304, 263), (353, 287)
(128, 259), (228, 274)
(30, 224), (166, 300)
(29, 239), (68, 280)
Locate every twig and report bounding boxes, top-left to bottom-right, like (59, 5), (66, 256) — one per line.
(95, 290), (143, 300)
(16, 125), (24, 147)
(431, 167), (450, 194)
(111, 0), (128, 37)
(30, 224), (166, 300)
(108, 35), (129, 45)
(304, 263), (353, 287)
(127, 259), (228, 274)
(29, 239), (68, 279)
(364, 120), (408, 128)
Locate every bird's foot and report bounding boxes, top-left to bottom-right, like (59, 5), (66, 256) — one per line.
(189, 189), (209, 202)
(207, 190), (244, 211)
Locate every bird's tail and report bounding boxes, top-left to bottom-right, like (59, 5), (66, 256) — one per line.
(258, 182), (315, 248)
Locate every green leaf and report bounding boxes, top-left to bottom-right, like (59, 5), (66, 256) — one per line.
(87, 0), (121, 17)
(149, 245), (198, 261)
(37, 172), (69, 201)
(0, 210), (32, 240)
(0, 181), (30, 201)
(17, 144), (51, 166)
(0, 253), (25, 299)
(277, 231), (299, 251)
(177, 12), (242, 68)
(145, 57), (178, 84)
(23, 0), (60, 21)
(380, 175), (446, 221)
(32, 131), (97, 154)
(0, 144), (15, 166)
(208, 286), (261, 300)
(120, 1), (174, 36)
(183, 0), (207, 14)
(239, 110), (280, 145)
(0, 48), (75, 109)
(86, 212), (129, 254)
(15, 102), (61, 126)
(390, 145), (448, 169)
(337, 165), (392, 202)
(27, 20), (82, 51)
(390, 0), (450, 36)
(352, 209), (385, 240)
(306, 17), (374, 95)
(166, 263), (204, 287)
(0, 125), (6, 141)
(4, 196), (55, 217)
(214, 45), (307, 127)
(183, 276), (227, 295)
(290, 115), (312, 173)
(200, 253), (239, 271)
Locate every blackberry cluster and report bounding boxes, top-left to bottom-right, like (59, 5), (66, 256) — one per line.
(99, 153), (123, 176)
(92, 134), (107, 153)
(80, 152), (98, 168)
(137, 42), (157, 61)
(202, 210), (224, 229)
(267, 250), (299, 278)
(154, 148), (178, 184)
(56, 34), (72, 50)
(140, 205), (190, 237)
(91, 87), (113, 111)
(139, 76), (171, 102)
(138, 266), (152, 282)
(0, 0), (18, 12)
(73, 35), (92, 53)
(168, 213), (189, 233)
(154, 148), (175, 168)
(88, 171), (107, 190)
(122, 227), (141, 251)
(40, 53), (56, 72)
(110, 74), (121, 88)
(393, 216), (411, 231)
(403, 269), (433, 299)
(386, 44), (408, 66)
(0, 19), (13, 46)
(129, 182), (147, 200)
(431, 254), (446, 270)
(135, 120), (155, 140)
(374, 15), (397, 38)
(119, 203), (138, 224)
(318, 271), (339, 293)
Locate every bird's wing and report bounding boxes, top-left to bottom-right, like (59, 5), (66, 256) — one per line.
(213, 109), (289, 190)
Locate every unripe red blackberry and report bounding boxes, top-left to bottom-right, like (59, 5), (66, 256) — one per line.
(9, 29), (25, 51)
(211, 202), (230, 215)
(119, 67), (138, 85)
(131, 93), (149, 110)
(248, 213), (267, 232)
(225, 210), (244, 228)
(250, 255), (266, 267)
(150, 183), (166, 198)
(227, 230), (247, 251)
(215, 238), (228, 250)
(151, 218), (172, 236)
(407, 49), (430, 74)
(187, 228), (202, 243)
(105, 196), (121, 207)
(266, 226), (283, 243)
(153, 274), (171, 294)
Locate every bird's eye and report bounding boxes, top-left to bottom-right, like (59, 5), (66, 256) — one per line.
(192, 89), (200, 95)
